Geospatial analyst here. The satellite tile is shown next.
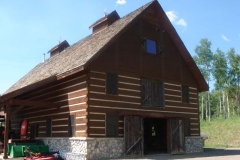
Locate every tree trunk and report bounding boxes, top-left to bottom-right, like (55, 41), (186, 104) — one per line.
(227, 93), (230, 118)
(219, 96), (222, 118)
(205, 101), (207, 120)
(233, 99), (235, 116)
(208, 91), (211, 122)
(202, 96), (204, 119)
(223, 91), (226, 119)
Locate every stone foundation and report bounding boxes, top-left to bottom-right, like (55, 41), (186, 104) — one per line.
(40, 136), (203, 159)
(41, 137), (124, 160)
(185, 136), (204, 153)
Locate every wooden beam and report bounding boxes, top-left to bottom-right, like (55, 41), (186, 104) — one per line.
(0, 76), (57, 102)
(8, 99), (59, 108)
(3, 104), (9, 159)
(9, 105), (24, 119)
(120, 111), (184, 118)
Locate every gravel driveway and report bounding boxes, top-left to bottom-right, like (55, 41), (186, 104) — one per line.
(110, 148), (240, 160)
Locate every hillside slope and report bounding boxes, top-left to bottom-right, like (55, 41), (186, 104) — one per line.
(200, 117), (240, 148)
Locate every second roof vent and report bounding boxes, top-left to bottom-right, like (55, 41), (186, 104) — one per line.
(48, 40), (70, 57)
(89, 10), (120, 34)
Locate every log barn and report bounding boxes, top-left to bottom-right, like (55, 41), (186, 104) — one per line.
(0, 0), (208, 159)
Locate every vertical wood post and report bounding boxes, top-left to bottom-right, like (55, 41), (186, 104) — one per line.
(3, 104), (10, 159)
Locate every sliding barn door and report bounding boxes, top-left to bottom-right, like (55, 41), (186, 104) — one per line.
(170, 118), (185, 154)
(124, 116), (144, 157)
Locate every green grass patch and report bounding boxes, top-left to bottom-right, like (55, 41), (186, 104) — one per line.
(201, 116), (240, 148)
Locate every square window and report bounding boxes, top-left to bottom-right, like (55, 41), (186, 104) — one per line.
(146, 39), (157, 54)
(182, 85), (189, 103)
(106, 73), (118, 95)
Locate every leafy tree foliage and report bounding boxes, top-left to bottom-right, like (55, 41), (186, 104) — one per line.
(194, 39), (240, 120)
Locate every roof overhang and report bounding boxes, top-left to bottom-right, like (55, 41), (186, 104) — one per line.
(0, 66), (85, 102)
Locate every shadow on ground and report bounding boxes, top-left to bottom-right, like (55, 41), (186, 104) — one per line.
(111, 148), (240, 160)
(164, 148), (240, 159)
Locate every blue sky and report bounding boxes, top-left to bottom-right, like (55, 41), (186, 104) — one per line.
(0, 0), (240, 94)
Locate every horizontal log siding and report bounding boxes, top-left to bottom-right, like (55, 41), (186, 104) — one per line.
(11, 73), (88, 138)
(88, 70), (200, 136)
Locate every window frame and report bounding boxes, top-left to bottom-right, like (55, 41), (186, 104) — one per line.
(106, 114), (118, 137)
(46, 117), (52, 137)
(106, 73), (118, 95)
(68, 114), (75, 137)
(141, 37), (164, 55)
(182, 85), (189, 103)
(30, 123), (38, 139)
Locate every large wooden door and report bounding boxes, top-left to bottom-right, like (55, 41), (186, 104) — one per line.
(124, 116), (144, 157)
(170, 118), (185, 154)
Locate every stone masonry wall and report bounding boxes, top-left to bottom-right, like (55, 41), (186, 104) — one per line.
(185, 136), (204, 153)
(41, 137), (124, 160)
(41, 136), (203, 159)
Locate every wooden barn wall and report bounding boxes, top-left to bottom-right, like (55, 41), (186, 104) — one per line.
(87, 70), (199, 137)
(87, 8), (200, 137)
(11, 71), (88, 137)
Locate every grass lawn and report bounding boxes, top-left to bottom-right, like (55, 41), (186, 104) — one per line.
(200, 116), (240, 148)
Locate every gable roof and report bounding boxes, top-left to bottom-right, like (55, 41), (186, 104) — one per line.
(1, 0), (208, 101)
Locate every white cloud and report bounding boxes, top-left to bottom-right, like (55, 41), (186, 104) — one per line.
(166, 11), (187, 27)
(176, 19), (187, 27)
(221, 35), (230, 41)
(116, 0), (126, 5)
(166, 11), (178, 22)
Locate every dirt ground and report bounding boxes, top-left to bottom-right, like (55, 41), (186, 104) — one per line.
(110, 148), (240, 160)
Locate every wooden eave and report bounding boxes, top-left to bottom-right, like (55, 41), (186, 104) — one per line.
(1, 98), (60, 113)
(0, 76), (57, 102)
(0, 66), (85, 102)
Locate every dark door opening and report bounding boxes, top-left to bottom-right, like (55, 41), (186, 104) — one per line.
(144, 118), (167, 154)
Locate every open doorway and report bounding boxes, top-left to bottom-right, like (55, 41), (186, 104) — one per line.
(144, 118), (167, 154)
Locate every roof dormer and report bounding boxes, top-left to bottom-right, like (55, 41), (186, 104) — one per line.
(48, 40), (70, 57)
(89, 10), (120, 34)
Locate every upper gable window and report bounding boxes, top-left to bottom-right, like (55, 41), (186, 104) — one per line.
(182, 85), (189, 103)
(141, 38), (164, 55)
(106, 73), (118, 95)
(146, 39), (157, 54)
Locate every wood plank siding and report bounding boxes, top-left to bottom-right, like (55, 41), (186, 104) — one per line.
(11, 72), (88, 137)
(87, 70), (199, 137)
(87, 9), (200, 137)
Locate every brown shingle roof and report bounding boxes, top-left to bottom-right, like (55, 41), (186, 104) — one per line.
(3, 0), (154, 95)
